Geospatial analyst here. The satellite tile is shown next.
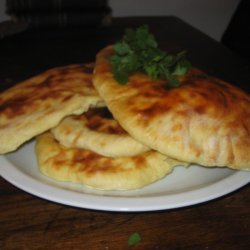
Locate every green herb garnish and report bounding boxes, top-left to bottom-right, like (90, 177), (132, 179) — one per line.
(109, 25), (191, 87)
(128, 232), (141, 247)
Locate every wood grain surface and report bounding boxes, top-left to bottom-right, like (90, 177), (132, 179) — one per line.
(1, 178), (249, 250)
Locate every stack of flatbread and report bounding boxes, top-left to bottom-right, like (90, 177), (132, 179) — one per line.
(0, 45), (249, 190)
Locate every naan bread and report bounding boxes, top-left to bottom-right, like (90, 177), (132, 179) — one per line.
(0, 63), (104, 154)
(93, 45), (250, 170)
(51, 107), (150, 157)
(36, 132), (183, 190)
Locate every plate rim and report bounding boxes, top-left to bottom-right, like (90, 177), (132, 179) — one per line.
(1, 153), (250, 212)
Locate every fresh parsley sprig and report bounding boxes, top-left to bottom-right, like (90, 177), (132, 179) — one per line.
(128, 232), (141, 247)
(109, 25), (191, 87)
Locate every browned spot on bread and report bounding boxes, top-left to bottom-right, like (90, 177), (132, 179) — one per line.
(80, 108), (127, 134)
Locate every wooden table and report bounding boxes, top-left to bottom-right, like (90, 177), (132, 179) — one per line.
(0, 17), (250, 250)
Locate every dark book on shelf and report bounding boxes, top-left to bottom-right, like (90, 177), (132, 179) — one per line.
(5, 0), (112, 29)
(6, 0), (109, 13)
(12, 7), (112, 28)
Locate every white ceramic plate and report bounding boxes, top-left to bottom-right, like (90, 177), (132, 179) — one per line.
(1, 141), (249, 212)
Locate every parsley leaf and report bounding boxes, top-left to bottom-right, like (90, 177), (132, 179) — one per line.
(128, 232), (141, 246)
(109, 25), (192, 87)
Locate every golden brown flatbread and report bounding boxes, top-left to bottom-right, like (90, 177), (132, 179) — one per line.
(36, 132), (183, 190)
(93, 45), (250, 170)
(0, 63), (104, 154)
(51, 107), (150, 157)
